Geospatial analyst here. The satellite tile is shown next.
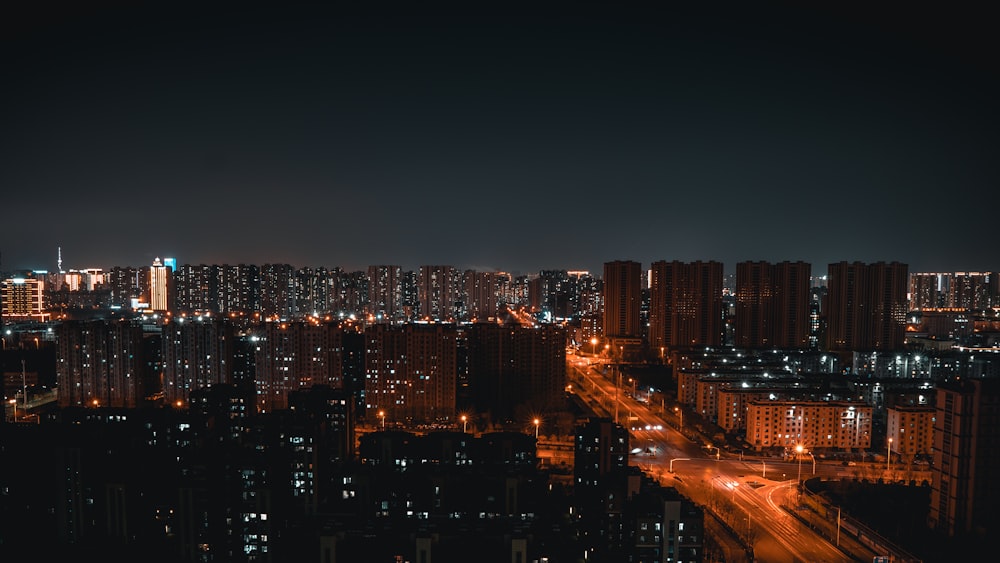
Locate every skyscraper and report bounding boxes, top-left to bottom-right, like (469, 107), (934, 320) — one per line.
(364, 323), (457, 424)
(418, 265), (457, 321)
(56, 318), (148, 408)
(735, 260), (811, 349)
(602, 260), (642, 340)
(825, 261), (908, 352)
(648, 260), (724, 351)
(367, 265), (403, 322)
(149, 257), (171, 313)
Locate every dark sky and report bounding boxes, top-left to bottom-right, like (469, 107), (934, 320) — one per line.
(3, 1), (997, 276)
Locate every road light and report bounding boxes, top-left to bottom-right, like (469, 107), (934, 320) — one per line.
(9, 398), (16, 421)
(533, 417), (540, 439)
(887, 437), (893, 474)
(461, 414), (468, 433)
(379, 410), (386, 431)
(795, 444), (804, 492)
(674, 406), (683, 431)
(590, 337), (598, 357)
(669, 457), (691, 473)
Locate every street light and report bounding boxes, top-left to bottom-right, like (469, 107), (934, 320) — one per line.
(379, 410), (386, 431)
(590, 337), (598, 357)
(674, 406), (683, 431)
(669, 457), (691, 473)
(461, 414), (468, 433)
(9, 398), (16, 421)
(887, 437), (893, 473)
(533, 418), (540, 439)
(795, 444), (804, 491)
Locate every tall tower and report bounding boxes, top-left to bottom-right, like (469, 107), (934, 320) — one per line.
(735, 261), (811, 349)
(649, 260), (724, 351)
(149, 257), (171, 313)
(825, 261), (908, 352)
(367, 265), (403, 322)
(602, 260), (642, 339)
(418, 265), (456, 321)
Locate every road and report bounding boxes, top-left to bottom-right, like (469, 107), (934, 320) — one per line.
(567, 353), (882, 563)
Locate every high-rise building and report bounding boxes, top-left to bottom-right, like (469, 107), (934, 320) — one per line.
(364, 323), (458, 425)
(929, 378), (1000, 538)
(735, 261), (811, 349)
(602, 260), (642, 340)
(648, 260), (724, 351)
(418, 265), (457, 321)
(462, 270), (502, 321)
(465, 322), (567, 419)
(0, 275), (48, 321)
(252, 320), (346, 413)
(56, 318), (148, 407)
(162, 317), (236, 406)
(909, 271), (998, 312)
(825, 261), (908, 352)
(149, 257), (171, 313)
(260, 263), (295, 319)
(105, 266), (147, 310)
(367, 265), (403, 322)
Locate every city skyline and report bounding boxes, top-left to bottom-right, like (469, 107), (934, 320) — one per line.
(3, 3), (998, 275)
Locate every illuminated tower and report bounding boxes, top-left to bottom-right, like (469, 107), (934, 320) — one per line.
(418, 265), (456, 321)
(150, 257), (171, 313)
(367, 265), (403, 322)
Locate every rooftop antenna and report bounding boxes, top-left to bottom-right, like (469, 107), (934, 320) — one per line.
(58, 246), (63, 273)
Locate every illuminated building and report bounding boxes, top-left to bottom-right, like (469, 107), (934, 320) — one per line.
(149, 257), (171, 313)
(364, 322), (457, 424)
(0, 276), (48, 321)
(161, 316), (236, 406)
(55, 318), (148, 408)
(886, 404), (934, 458)
(825, 261), (908, 352)
(648, 260), (724, 351)
(252, 319), (347, 413)
(746, 400), (872, 451)
(418, 265), (457, 321)
(367, 265), (403, 322)
(602, 260), (642, 341)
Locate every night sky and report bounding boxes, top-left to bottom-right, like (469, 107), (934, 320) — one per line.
(3, 2), (997, 276)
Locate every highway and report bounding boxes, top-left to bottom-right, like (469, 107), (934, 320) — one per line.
(567, 352), (882, 563)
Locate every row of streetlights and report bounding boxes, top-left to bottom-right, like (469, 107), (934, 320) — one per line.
(371, 410), (542, 438)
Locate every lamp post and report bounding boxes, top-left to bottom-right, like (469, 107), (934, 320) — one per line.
(887, 437), (893, 474)
(674, 406), (683, 431)
(8, 398), (15, 422)
(669, 457), (691, 473)
(533, 418), (540, 439)
(461, 414), (468, 433)
(590, 337), (598, 358)
(379, 410), (386, 431)
(795, 444), (804, 492)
